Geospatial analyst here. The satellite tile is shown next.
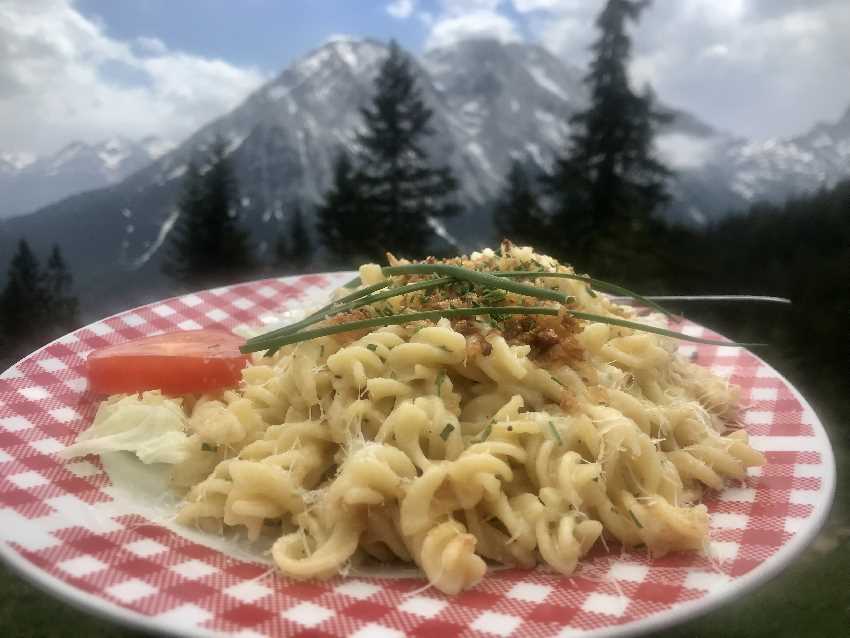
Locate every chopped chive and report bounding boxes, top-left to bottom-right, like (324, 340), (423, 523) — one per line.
(245, 264), (766, 355)
(628, 509), (644, 529)
(495, 271), (673, 317)
(440, 424), (455, 441)
(489, 309), (507, 323)
(477, 423), (493, 442)
(565, 310), (761, 346)
(366, 343), (378, 352)
(319, 345), (325, 358)
(480, 288), (507, 304)
(343, 276), (362, 289)
(379, 264), (567, 304)
(435, 369), (446, 393)
(201, 443), (216, 452)
(550, 374), (565, 387)
(246, 279), (391, 347)
(548, 421), (563, 445)
(242, 305), (760, 354)
(244, 277), (451, 350)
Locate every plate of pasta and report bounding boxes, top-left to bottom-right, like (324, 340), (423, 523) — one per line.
(0, 245), (835, 638)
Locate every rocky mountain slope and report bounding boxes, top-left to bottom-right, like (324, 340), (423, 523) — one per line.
(2, 38), (847, 321)
(0, 137), (173, 219)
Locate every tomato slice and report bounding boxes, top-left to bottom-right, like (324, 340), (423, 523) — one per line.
(87, 329), (249, 395)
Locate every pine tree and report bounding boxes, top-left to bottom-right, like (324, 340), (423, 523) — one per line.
(356, 40), (460, 259)
(45, 245), (79, 336)
(1, 239), (46, 340)
(274, 231), (289, 271)
(0, 240), (48, 361)
(164, 137), (254, 288)
(275, 204), (313, 273)
(0, 241), (80, 364)
(164, 161), (205, 283)
(204, 138), (254, 277)
(493, 160), (547, 247)
(544, 0), (671, 259)
(317, 151), (383, 265)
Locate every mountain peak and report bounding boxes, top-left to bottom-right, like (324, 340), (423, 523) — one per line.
(292, 37), (388, 76)
(3, 36), (850, 325)
(0, 136), (168, 218)
(0, 151), (36, 172)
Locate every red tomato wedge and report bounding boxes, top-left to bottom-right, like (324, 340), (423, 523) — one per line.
(87, 329), (249, 395)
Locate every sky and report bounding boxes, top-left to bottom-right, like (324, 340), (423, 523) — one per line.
(1, 0), (848, 157)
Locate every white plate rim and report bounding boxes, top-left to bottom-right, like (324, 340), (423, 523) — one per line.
(0, 273), (837, 638)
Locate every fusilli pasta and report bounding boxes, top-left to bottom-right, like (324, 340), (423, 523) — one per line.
(117, 245), (767, 594)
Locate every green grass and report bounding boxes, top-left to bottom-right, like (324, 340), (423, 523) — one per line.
(0, 562), (150, 637)
(660, 536), (850, 637)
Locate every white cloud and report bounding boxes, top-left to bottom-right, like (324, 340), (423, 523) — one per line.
(386, 0), (415, 19)
(323, 33), (359, 44)
(426, 11), (521, 48)
(425, 1), (522, 50)
(628, 0), (850, 139)
(505, 0), (850, 140)
(656, 133), (714, 169)
(135, 36), (167, 55)
(512, 0), (576, 12)
(509, 0), (604, 69)
(0, 0), (267, 156)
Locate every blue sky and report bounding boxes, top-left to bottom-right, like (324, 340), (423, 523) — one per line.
(1, 0), (848, 156)
(75, 1), (429, 71)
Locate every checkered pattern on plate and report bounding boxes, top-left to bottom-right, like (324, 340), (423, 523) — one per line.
(0, 273), (835, 638)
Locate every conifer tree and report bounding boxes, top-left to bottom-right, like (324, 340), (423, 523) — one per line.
(45, 245), (79, 335)
(317, 151), (383, 265)
(164, 137), (254, 288)
(274, 231), (289, 272)
(165, 161), (205, 282)
(1, 240), (47, 346)
(275, 204), (313, 273)
(493, 160), (547, 247)
(204, 138), (254, 276)
(356, 40), (460, 258)
(545, 0), (671, 255)
(0, 240), (80, 364)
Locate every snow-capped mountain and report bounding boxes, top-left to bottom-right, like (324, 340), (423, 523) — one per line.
(423, 39), (585, 191)
(0, 152), (36, 175)
(724, 105), (850, 204)
(0, 136), (174, 219)
(148, 38), (501, 208)
(656, 105), (850, 225)
(2, 38), (848, 321)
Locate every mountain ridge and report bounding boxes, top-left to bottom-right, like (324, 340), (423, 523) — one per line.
(2, 37), (848, 321)
(0, 136), (174, 220)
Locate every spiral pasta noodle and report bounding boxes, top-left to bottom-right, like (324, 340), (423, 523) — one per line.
(147, 244), (766, 594)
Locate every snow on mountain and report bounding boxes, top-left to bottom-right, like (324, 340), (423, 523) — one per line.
(651, 104), (850, 224)
(423, 39), (585, 195)
(3, 37), (849, 320)
(7, 37), (846, 228)
(0, 152), (36, 174)
(724, 105), (850, 204)
(0, 136), (173, 219)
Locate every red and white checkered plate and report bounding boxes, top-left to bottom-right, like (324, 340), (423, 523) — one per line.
(0, 274), (836, 638)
